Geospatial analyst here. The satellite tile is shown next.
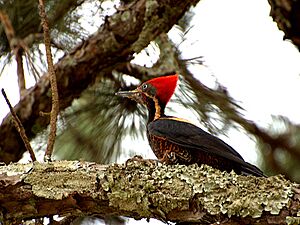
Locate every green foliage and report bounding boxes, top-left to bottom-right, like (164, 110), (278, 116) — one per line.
(54, 76), (147, 164)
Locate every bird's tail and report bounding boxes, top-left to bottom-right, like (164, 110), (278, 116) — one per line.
(241, 162), (266, 177)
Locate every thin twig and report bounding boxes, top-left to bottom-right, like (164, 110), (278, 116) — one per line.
(1, 89), (36, 162)
(38, 0), (59, 161)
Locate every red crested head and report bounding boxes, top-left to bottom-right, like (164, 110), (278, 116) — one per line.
(143, 74), (178, 104)
(115, 74), (179, 121)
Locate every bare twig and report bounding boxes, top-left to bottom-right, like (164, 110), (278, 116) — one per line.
(38, 0), (59, 161)
(1, 89), (36, 162)
(0, 10), (26, 97)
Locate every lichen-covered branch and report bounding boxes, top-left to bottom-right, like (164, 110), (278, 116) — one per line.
(0, 160), (299, 224)
(0, 0), (199, 164)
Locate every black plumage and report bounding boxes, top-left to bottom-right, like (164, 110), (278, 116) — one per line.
(147, 117), (264, 176)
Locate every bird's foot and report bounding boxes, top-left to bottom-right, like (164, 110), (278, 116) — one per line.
(125, 155), (161, 167)
(167, 152), (177, 163)
(161, 152), (178, 164)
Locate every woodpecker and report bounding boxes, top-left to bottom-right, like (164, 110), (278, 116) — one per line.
(116, 74), (264, 176)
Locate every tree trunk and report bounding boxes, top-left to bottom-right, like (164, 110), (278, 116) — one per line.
(0, 0), (199, 164)
(0, 160), (299, 224)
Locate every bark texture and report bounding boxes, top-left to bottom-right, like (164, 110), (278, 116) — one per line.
(0, 0), (199, 164)
(268, 0), (300, 49)
(0, 160), (299, 224)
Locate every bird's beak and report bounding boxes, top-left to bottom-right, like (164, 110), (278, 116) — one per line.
(115, 89), (143, 103)
(115, 89), (139, 98)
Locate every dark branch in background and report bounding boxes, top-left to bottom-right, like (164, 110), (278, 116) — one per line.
(268, 0), (300, 50)
(115, 33), (179, 80)
(0, 10), (26, 97)
(38, 0), (59, 161)
(1, 89), (36, 162)
(47, 0), (86, 28)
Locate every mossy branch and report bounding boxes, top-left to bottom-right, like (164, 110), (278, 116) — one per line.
(0, 160), (299, 224)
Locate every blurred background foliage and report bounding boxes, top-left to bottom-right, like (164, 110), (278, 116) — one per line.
(1, 0), (300, 187)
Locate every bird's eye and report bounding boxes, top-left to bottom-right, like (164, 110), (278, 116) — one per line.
(142, 83), (148, 90)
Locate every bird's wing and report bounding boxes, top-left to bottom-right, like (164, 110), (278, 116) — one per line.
(148, 117), (254, 168)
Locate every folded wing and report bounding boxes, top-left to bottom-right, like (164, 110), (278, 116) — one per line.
(148, 117), (264, 177)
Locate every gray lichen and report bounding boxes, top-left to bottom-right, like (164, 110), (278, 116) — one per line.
(100, 161), (191, 218)
(100, 160), (294, 219)
(286, 216), (300, 225)
(182, 165), (293, 218)
(0, 162), (33, 177)
(24, 161), (96, 200)
(2, 160), (295, 221)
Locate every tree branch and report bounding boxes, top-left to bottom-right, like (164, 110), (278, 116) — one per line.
(268, 0), (300, 50)
(1, 89), (36, 162)
(0, 0), (199, 163)
(38, 0), (59, 161)
(0, 160), (298, 224)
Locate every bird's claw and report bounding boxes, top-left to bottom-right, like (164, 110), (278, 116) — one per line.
(125, 155), (160, 167)
(167, 152), (177, 163)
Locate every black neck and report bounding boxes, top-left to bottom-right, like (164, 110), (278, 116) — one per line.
(146, 97), (165, 123)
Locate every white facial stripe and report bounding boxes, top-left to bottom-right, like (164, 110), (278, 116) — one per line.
(143, 92), (161, 120)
